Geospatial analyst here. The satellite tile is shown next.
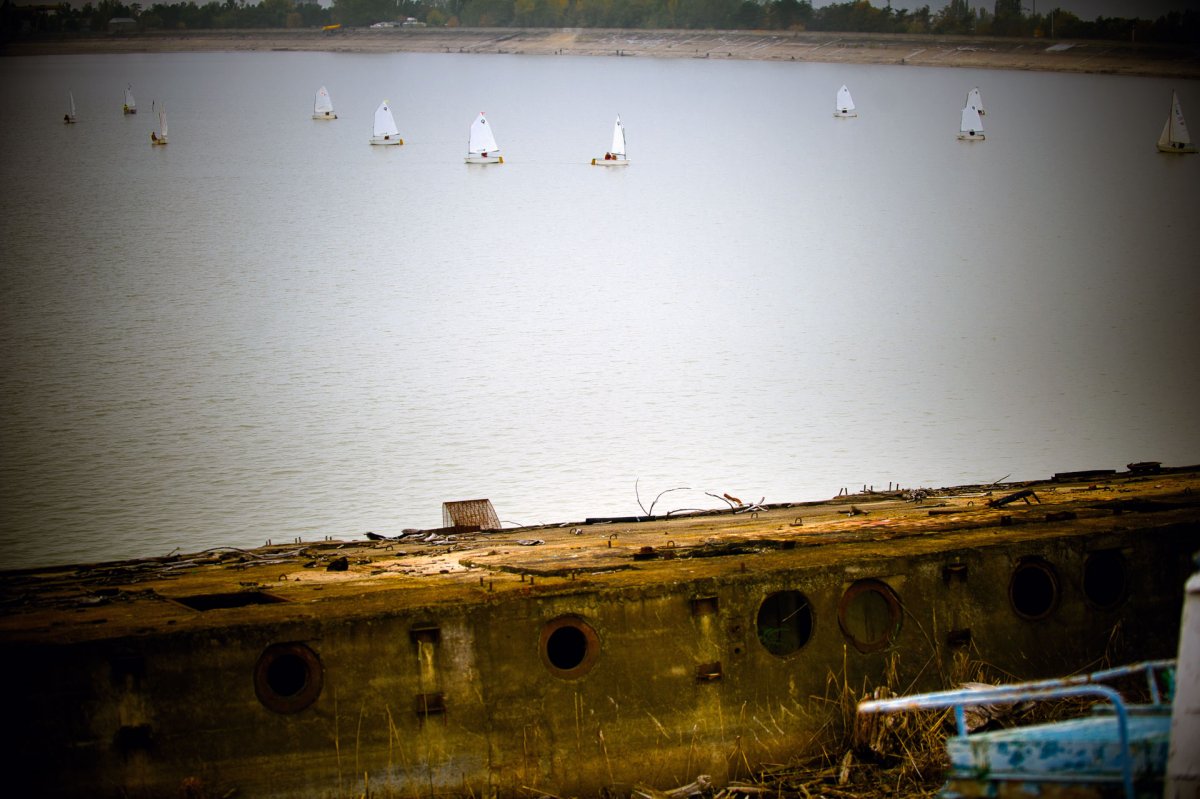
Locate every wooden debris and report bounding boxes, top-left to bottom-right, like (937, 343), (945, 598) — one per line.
(633, 775), (712, 799)
(987, 488), (1039, 508)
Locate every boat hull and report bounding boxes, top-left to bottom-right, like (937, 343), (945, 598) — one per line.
(466, 154), (503, 164)
(313, 112), (338, 120)
(3, 467), (1198, 799)
(1157, 142), (1197, 153)
(592, 157), (629, 166)
(151, 137), (167, 145)
(834, 110), (857, 118)
(958, 131), (985, 141)
(123, 107), (136, 114)
(369, 135), (403, 145)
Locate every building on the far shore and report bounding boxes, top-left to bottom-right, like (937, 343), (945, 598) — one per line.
(106, 16), (137, 33)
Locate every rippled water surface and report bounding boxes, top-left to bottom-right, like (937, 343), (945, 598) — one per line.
(2, 51), (1198, 569)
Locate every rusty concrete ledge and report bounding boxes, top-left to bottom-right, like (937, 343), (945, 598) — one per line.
(1, 467), (1198, 644)
(1, 467), (1198, 798)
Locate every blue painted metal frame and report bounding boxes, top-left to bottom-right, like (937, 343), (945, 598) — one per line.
(856, 659), (1175, 799)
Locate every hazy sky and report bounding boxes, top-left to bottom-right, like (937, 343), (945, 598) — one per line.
(28, 0), (1200, 18)
(823, 0), (1200, 17)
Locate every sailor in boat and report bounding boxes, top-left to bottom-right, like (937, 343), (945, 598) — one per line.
(151, 131), (158, 143)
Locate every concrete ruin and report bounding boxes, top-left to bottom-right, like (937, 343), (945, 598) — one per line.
(2, 467), (1198, 797)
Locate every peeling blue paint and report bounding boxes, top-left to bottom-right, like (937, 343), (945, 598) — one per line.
(859, 660), (1176, 799)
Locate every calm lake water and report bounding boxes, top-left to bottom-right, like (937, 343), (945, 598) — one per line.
(1, 51), (1198, 570)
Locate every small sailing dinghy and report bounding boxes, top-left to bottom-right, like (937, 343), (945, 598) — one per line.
(967, 86), (985, 115)
(123, 85), (136, 115)
(151, 104), (168, 145)
(1156, 91), (1196, 154)
(466, 112), (502, 164)
(958, 103), (985, 141)
(834, 85), (857, 118)
(64, 91), (78, 124)
(313, 86), (337, 120)
(369, 100), (403, 145)
(592, 115), (629, 166)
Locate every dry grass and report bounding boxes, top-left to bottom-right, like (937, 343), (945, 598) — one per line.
(717, 649), (1126, 799)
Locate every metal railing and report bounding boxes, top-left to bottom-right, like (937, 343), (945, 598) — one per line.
(856, 659), (1176, 799)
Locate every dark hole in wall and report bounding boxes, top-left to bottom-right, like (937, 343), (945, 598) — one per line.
(942, 563), (968, 584)
(838, 579), (902, 653)
(1083, 550), (1128, 611)
(414, 692), (446, 716)
(172, 591), (287, 611)
(757, 590), (813, 656)
(254, 642), (323, 713)
(540, 615), (601, 679)
(1009, 559), (1059, 620)
(947, 628), (972, 647)
(114, 724), (152, 754)
(110, 654), (146, 687)
(267, 653), (309, 697)
(410, 624), (441, 645)
(546, 625), (588, 670)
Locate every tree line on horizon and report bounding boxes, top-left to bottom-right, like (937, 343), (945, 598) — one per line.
(3, 0), (1197, 44)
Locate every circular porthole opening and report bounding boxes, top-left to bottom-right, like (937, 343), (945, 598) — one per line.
(540, 616), (600, 679)
(1083, 550), (1128, 611)
(838, 579), (902, 653)
(757, 590), (814, 656)
(1009, 559), (1060, 620)
(254, 642), (323, 714)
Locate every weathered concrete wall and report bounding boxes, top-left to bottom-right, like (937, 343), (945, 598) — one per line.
(4, 521), (1196, 797)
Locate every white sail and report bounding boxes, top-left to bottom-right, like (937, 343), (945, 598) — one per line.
(66, 91), (77, 123)
(610, 115), (626, 157)
(1169, 91), (1192, 146)
(1158, 117), (1174, 150)
(124, 85), (136, 113)
(959, 104), (984, 140)
(373, 101), (399, 138)
(313, 86), (336, 118)
(468, 112), (499, 155)
(967, 86), (984, 114)
(1158, 91), (1196, 153)
(593, 115), (629, 165)
(836, 85), (856, 114)
(151, 103), (168, 144)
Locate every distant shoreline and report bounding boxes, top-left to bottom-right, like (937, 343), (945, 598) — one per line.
(5, 27), (1200, 79)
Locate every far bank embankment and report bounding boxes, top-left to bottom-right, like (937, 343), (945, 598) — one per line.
(5, 27), (1200, 79)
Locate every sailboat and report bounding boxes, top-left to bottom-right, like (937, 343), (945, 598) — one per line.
(123, 85), (136, 115)
(967, 86), (985, 115)
(64, 91), (78, 124)
(150, 104), (168, 145)
(466, 112), (502, 164)
(958, 103), (985, 141)
(313, 86), (337, 120)
(1156, 90), (1196, 154)
(369, 100), (403, 145)
(834, 85), (857, 118)
(592, 115), (629, 166)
